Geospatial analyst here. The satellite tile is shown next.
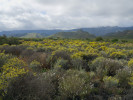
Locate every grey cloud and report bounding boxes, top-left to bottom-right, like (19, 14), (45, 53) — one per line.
(0, 0), (133, 31)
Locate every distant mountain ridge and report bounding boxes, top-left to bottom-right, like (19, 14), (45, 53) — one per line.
(49, 30), (96, 39)
(104, 30), (133, 39)
(0, 26), (133, 37)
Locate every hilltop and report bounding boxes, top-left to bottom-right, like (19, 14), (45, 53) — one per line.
(48, 30), (96, 39)
(104, 30), (133, 39)
(1, 26), (133, 37)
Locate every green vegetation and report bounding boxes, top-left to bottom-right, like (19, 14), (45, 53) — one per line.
(21, 33), (43, 38)
(49, 29), (96, 39)
(105, 30), (133, 39)
(0, 35), (21, 45)
(0, 38), (133, 100)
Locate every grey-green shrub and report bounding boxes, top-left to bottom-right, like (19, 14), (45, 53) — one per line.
(54, 58), (68, 69)
(103, 76), (119, 88)
(71, 58), (88, 70)
(116, 67), (131, 88)
(58, 69), (92, 99)
(91, 57), (124, 77)
(29, 60), (41, 72)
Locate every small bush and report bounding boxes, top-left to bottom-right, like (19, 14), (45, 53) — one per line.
(30, 60), (41, 72)
(0, 45), (26, 56)
(110, 51), (127, 59)
(0, 57), (28, 95)
(5, 68), (65, 100)
(90, 57), (105, 72)
(95, 37), (104, 41)
(91, 57), (123, 76)
(128, 59), (133, 70)
(129, 73), (133, 88)
(116, 67), (131, 88)
(108, 95), (122, 100)
(0, 52), (13, 70)
(71, 58), (88, 71)
(51, 50), (71, 67)
(58, 69), (91, 99)
(112, 39), (118, 42)
(54, 58), (69, 69)
(123, 88), (133, 100)
(103, 76), (119, 88)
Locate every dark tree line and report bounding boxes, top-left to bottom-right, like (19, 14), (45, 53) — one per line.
(0, 35), (21, 45)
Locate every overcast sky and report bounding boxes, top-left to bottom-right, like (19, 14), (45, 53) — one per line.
(0, 0), (133, 31)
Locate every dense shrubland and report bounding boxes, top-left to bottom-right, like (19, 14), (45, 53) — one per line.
(0, 38), (133, 100)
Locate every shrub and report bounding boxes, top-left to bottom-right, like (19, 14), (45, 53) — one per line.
(112, 39), (118, 42)
(0, 57), (28, 95)
(103, 76), (120, 95)
(0, 45), (26, 56)
(116, 67), (131, 88)
(128, 59), (133, 70)
(20, 49), (35, 63)
(5, 72), (56, 100)
(95, 37), (104, 41)
(82, 53), (98, 62)
(128, 50), (133, 58)
(0, 36), (21, 45)
(129, 73), (133, 88)
(108, 95), (122, 100)
(110, 51), (127, 59)
(123, 88), (133, 100)
(121, 39), (128, 43)
(0, 52), (13, 70)
(30, 60), (41, 72)
(54, 58), (69, 70)
(90, 57), (105, 72)
(91, 57), (123, 76)
(58, 69), (91, 99)
(5, 68), (65, 100)
(51, 50), (71, 67)
(71, 58), (88, 71)
(103, 76), (119, 88)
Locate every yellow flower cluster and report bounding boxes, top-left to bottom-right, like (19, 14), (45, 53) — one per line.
(103, 76), (119, 88)
(0, 57), (28, 94)
(128, 59), (133, 69)
(129, 73), (133, 88)
(21, 39), (133, 60)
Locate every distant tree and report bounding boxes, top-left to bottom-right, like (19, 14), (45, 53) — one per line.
(121, 39), (128, 43)
(95, 37), (103, 41)
(0, 36), (21, 45)
(112, 39), (118, 42)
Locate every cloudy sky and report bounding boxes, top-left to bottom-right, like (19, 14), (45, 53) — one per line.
(0, 0), (133, 31)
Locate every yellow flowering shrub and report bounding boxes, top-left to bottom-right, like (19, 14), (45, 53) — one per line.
(0, 58), (28, 94)
(71, 51), (86, 59)
(103, 76), (119, 88)
(128, 59), (133, 70)
(0, 52), (13, 68)
(30, 60), (41, 71)
(110, 51), (126, 59)
(129, 73), (133, 88)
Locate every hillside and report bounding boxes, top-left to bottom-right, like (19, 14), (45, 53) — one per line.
(49, 30), (96, 39)
(104, 30), (133, 39)
(0, 30), (62, 37)
(21, 33), (43, 38)
(1, 26), (133, 37)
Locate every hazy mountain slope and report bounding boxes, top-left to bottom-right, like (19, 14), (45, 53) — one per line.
(21, 33), (43, 38)
(0, 30), (63, 37)
(104, 30), (133, 39)
(0, 26), (133, 37)
(49, 30), (96, 39)
(81, 26), (133, 36)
